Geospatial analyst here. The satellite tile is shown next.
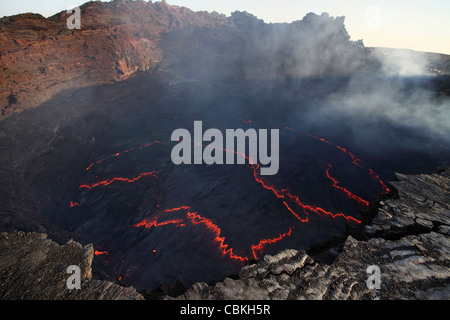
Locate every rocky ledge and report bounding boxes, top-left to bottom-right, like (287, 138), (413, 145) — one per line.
(0, 231), (143, 300)
(171, 167), (450, 300)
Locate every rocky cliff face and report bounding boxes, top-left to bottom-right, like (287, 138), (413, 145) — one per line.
(0, 0), (371, 119)
(0, 1), (221, 117)
(0, 231), (143, 299)
(171, 167), (450, 300)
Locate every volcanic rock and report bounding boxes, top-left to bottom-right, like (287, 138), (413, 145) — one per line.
(0, 231), (143, 299)
(365, 168), (450, 237)
(171, 168), (450, 300)
(0, 1), (223, 117)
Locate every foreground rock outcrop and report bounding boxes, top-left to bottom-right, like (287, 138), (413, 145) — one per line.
(0, 231), (144, 299)
(171, 168), (450, 300)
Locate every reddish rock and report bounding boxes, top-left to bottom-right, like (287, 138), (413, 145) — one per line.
(0, 1), (226, 118)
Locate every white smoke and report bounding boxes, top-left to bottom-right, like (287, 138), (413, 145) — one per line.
(371, 47), (432, 76)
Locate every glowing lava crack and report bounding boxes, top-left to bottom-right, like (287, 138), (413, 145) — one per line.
(79, 171), (158, 190)
(133, 206), (296, 263)
(307, 134), (390, 194)
(325, 164), (369, 208)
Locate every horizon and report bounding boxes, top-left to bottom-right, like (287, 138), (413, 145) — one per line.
(0, 0), (449, 55)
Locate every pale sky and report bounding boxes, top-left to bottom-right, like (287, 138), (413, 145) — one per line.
(0, 0), (449, 54)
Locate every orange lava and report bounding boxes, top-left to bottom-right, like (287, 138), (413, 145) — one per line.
(251, 226), (295, 260)
(307, 133), (390, 194)
(79, 171), (158, 190)
(133, 206), (297, 263)
(325, 164), (369, 207)
(308, 134), (364, 168)
(368, 169), (390, 194)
